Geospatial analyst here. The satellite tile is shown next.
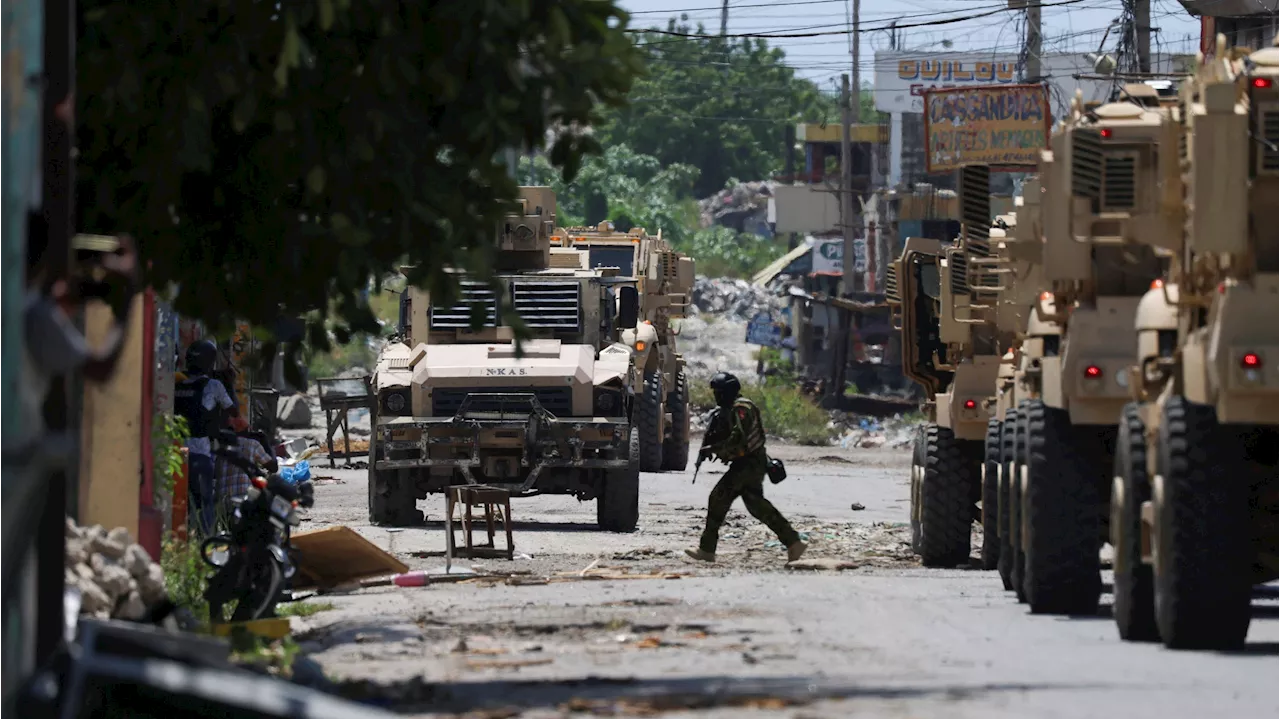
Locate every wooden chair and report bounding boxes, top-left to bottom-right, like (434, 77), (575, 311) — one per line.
(444, 486), (514, 571)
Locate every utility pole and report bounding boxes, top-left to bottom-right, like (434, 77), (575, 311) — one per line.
(1025, 1), (1042, 83)
(851, 0), (861, 123)
(829, 74), (854, 404)
(1134, 0), (1151, 73)
(720, 0), (729, 37)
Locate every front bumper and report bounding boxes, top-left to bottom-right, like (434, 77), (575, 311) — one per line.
(373, 393), (630, 491)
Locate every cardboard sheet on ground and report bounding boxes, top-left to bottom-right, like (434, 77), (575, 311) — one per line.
(289, 526), (408, 590)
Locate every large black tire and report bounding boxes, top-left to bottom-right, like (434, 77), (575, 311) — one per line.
(1153, 396), (1252, 650)
(981, 418), (1002, 571)
(997, 408), (1017, 591)
(598, 427), (641, 532)
(1021, 400), (1102, 616)
(1010, 403), (1029, 603)
(368, 405), (422, 526)
(917, 424), (977, 568)
(662, 370), (691, 471)
(1112, 403), (1159, 642)
(910, 426), (925, 554)
(638, 372), (665, 473)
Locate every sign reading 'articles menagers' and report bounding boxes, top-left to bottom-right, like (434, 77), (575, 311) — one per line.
(922, 84), (1051, 173)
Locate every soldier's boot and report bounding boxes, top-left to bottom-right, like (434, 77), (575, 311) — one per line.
(684, 548), (716, 562)
(787, 541), (808, 562)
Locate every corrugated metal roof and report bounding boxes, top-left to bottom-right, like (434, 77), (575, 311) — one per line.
(751, 242), (812, 287)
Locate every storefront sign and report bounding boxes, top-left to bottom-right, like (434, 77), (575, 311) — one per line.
(923, 84), (1050, 172)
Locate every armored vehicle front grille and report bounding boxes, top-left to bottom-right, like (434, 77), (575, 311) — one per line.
(660, 251), (680, 279)
(510, 281), (581, 330)
(1071, 128), (1104, 201)
(959, 165), (991, 258)
(884, 264), (900, 303)
(431, 387), (573, 417)
(1102, 154), (1137, 210)
(949, 249), (970, 296)
(1262, 109), (1278, 173)
(431, 282), (498, 329)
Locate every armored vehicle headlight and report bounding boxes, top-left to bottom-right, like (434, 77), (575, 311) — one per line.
(382, 390), (409, 415)
(594, 386), (623, 415)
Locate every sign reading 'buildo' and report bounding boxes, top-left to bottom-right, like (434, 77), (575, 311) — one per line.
(922, 84), (1051, 173)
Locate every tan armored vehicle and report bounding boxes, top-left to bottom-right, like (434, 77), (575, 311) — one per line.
(556, 223), (696, 472)
(1112, 38), (1278, 650)
(1000, 85), (1172, 616)
(886, 167), (1008, 569)
(368, 188), (643, 532)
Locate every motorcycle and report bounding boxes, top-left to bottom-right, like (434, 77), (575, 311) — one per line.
(202, 432), (315, 624)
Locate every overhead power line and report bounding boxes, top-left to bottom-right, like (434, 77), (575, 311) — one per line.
(623, 0), (1092, 40)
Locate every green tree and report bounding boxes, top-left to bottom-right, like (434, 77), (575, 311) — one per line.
(599, 20), (838, 198)
(520, 144), (700, 243)
(76, 1), (642, 374)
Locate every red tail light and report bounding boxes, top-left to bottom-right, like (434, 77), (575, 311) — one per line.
(963, 399), (977, 409)
(1242, 352), (1261, 369)
(1084, 365), (1102, 379)
(1100, 128), (1113, 138)
(1252, 77), (1273, 89)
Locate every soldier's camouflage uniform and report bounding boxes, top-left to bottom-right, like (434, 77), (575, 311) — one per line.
(697, 397), (800, 554)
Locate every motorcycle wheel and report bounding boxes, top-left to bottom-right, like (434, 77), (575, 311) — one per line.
(230, 557), (284, 622)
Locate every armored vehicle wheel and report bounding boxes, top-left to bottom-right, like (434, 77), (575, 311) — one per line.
(369, 467), (420, 526)
(917, 424), (977, 568)
(980, 418), (1002, 571)
(1021, 400), (1101, 616)
(909, 426), (925, 553)
(1153, 397), (1251, 650)
(638, 372), (665, 473)
(996, 408), (1017, 591)
(661, 371), (691, 471)
(1009, 403), (1029, 603)
(598, 427), (641, 532)
(1112, 403), (1158, 641)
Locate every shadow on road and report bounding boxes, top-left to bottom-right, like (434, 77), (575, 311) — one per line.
(410, 519), (605, 534)
(332, 674), (1091, 715)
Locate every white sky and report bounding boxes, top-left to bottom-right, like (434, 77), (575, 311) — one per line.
(618, 0), (1203, 94)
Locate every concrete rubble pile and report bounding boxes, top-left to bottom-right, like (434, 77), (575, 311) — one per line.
(697, 181), (775, 236)
(830, 413), (919, 450)
(689, 276), (781, 322)
(65, 518), (167, 620)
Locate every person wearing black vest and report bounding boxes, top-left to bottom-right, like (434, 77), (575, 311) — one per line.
(174, 339), (238, 536)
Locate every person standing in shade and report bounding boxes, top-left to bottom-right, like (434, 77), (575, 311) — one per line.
(174, 339), (238, 537)
(685, 372), (807, 563)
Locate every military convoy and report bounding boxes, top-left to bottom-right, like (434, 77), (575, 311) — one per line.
(554, 223), (696, 473)
(366, 188), (697, 533)
(889, 37), (1278, 650)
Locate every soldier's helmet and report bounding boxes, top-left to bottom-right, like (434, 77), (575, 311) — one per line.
(185, 339), (218, 376)
(709, 372), (742, 408)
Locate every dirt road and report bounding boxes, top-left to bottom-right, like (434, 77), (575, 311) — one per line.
(292, 446), (1279, 718)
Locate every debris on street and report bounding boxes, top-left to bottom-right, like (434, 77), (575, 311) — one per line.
(290, 525), (409, 590)
(65, 518), (167, 620)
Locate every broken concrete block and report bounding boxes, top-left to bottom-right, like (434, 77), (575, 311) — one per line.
(76, 578), (113, 615)
(122, 544), (152, 578)
(139, 563), (167, 605)
(278, 394), (313, 429)
(90, 554), (133, 598)
(66, 517), (82, 540)
(113, 590), (148, 621)
(66, 538), (87, 567)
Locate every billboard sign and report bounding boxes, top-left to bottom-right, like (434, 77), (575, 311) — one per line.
(874, 50), (1195, 116)
(923, 84), (1050, 173)
(810, 239), (866, 276)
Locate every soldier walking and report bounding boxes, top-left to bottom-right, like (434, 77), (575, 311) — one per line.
(685, 372), (807, 563)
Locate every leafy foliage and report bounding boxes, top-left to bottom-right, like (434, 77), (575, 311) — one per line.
(519, 145), (701, 243)
(675, 225), (779, 278)
(742, 383), (833, 446)
(161, 534), (210, 622)
(77, 0), (642, 380)
(152, 414), (190, 505)
(598, 20), (840, 197)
